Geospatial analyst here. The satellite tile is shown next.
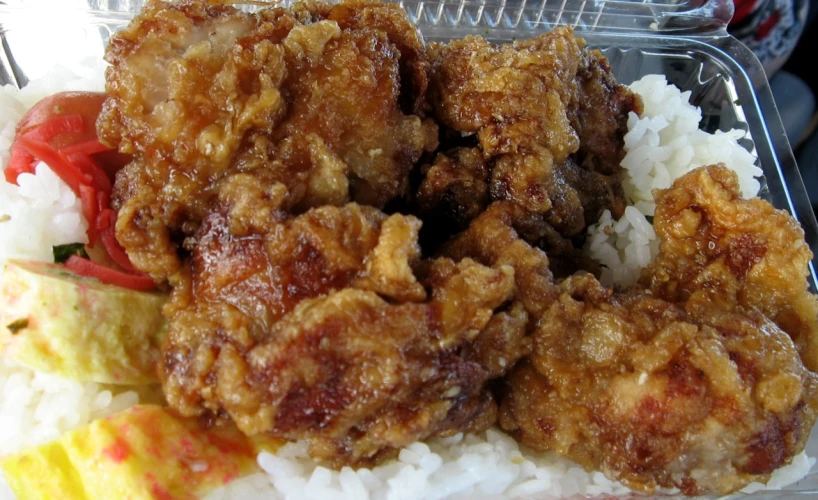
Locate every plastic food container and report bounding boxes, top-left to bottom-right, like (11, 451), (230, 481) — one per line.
(1, 0), (817, 497)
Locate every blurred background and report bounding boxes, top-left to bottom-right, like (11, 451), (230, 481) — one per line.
(731, 0), (818, 213)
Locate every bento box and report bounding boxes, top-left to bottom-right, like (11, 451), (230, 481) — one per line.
(2, 0), (818, 497)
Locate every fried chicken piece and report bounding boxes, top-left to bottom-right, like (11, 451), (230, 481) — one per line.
(438, 199), (619, 390)
(461, 302), (529, 380)
(215, 261), (513, 466)
(422, 27), (640, 238)
(417, 147), (490, 234)
(442, 201), (558, 318)
(163, 177), (418, 415)
(441, 198), (595, 288)
(416, 147), (608, 273)
(646, 165), (818, 372)
(100, 0), (437, 281)
(300, 0), (429, 115)
(500, 166), (818, 495)
(500, 273), (818, 495)
(161, 176), (518, 466)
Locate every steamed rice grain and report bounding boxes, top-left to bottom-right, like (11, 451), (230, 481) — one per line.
(0, 354), (142, 456)
(247, 431), (634, 500)
(0, 163), (88, 268)
(207, 433), (813, 500)
(585, 75), (763, 287)
(623, 74), (762, 211)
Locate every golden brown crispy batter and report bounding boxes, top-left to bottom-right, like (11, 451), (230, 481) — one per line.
(422, 27), (641, 239)
(217, 260), (512, 466)
(500, 273), (818, 495)
(442, 201), (559, 318)
(104, 0), (533, 469)
(417, 147), (490, 234)
(646, 165), (818, 372)
(161, 174), (521, 466)
(100, 0), (818, 487)
(499, 166), (818, 495)
(101, 0), (437, 281)
(302, 0), (430, 115)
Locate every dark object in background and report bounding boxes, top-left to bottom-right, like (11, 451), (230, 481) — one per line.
(730, 0), (808, 76)
(784, 0), (818, 135)
(729, 0), (818, 211)
(787, 0), (818, 84)
(783, 1), (818, 211)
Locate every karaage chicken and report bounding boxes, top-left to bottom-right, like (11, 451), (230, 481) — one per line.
(100, 0), (438, 281)
(98, 0), (818, 492)
(499, 166), (818, 495)
(160, 174), (523, 466)
(421, 28), (641, 243)
(442, 201), (559, 319)
(645, 164), (818, 372)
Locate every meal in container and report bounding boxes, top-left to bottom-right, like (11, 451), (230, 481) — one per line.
(1, 0), (816, 498)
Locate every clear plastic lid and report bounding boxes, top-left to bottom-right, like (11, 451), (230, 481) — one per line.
(1, 0), (735, 33)
(398, 0), (734, 34)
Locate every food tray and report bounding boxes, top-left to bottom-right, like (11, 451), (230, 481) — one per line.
(2, 0), (818, 497)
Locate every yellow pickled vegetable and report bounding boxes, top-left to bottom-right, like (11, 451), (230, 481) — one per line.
(1, 405), (281, 499)
(0, 259), (167, 384)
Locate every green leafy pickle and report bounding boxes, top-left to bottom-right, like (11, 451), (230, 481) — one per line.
(52, 243), (89, 264)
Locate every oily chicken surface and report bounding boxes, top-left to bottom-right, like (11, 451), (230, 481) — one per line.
(161, 174), (524, 466)
(99, 0), (818, 489)
(100, 0), (437, 281)
(420, 28), (641, 249)
(499, 166), (818, 495)
(103, 0), (532, 467)
(645, 164), (818, 372)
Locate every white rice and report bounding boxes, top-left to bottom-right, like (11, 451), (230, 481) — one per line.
(622, 74), (762, 215)
(585, 75), (763, 287)
(0, 162), (88, 268)
(206, 433), (814, 500)
(0, 61), (813, 498)
(586, 206), (658, 287)
(0, 354), (141, 456)
(205, 430), (633, 500)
